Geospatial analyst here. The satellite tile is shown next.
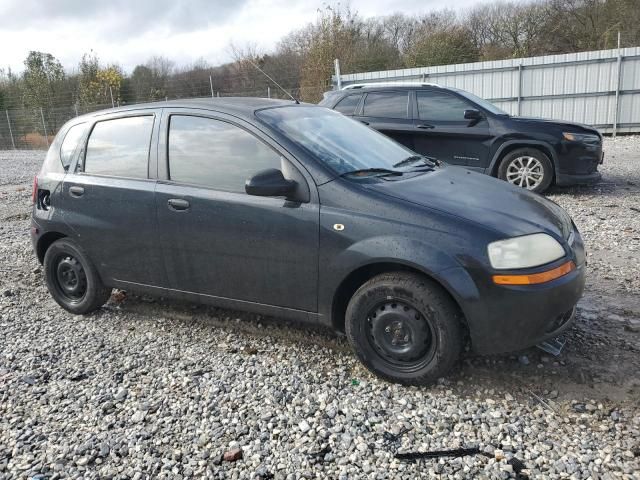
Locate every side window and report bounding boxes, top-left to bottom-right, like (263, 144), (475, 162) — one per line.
(417, 91), (473, 122)
(334, 94), (362, 115)
(84, 116), (154, 178)
(60, 123), (86, 170)
(168, 115), (283, 193)
(362, 92), (408, 119)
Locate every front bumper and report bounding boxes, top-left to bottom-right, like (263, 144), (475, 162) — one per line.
(441, 228), (586, 355)
(556, 171), (601, 186)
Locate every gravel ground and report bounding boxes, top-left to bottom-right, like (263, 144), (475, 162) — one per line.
(1, 138), (639, 479)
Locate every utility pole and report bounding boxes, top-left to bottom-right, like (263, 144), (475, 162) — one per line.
(334, 59), (342, 90)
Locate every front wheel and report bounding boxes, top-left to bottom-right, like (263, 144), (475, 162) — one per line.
(345, 272), (463, 386)
(498, 148), (553, 193)
(44, 238), (112, 314)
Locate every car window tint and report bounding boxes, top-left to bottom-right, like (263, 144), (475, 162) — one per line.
(60, 123), (86, 170)
(334, 94), (362, 115)
(84, 116), (153, 178)
(168, 115), (283, 192)
(417, 91), (472, 122)
(363, 92), (408, 119)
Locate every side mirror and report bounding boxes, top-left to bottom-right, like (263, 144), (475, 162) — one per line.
(464, 109), (482, 120)
(245, 168), (297, 197)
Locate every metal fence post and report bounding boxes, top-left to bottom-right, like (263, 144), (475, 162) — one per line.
(517, 63), (523, 116)
(334, 59), (342, 90)
(40, 107), (49, 148)
(5, 110), (16, 149)
(612, 32), (622, 137)
(209, 75), (214, 98)
(267, 86), (271, 98)
(109, 86), (115, 108)
(74, 104), (79, 117)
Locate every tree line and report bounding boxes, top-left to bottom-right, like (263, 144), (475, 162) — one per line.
(0, 0), (638, 124)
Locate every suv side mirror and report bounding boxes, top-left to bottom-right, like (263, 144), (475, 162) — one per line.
(464, 109), (482, 120)
(245, 168), (297, 197)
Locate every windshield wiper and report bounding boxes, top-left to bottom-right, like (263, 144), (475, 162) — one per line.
(393, 155), (439, 168)
(341, 168), (403, 178)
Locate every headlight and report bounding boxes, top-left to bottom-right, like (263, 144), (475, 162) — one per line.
(562, 132), (600, 143)
(487, 233), (566, 270)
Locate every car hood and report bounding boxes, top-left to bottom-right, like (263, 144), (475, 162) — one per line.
(508, 115), (600, 135)
(365, 166), (571, 239)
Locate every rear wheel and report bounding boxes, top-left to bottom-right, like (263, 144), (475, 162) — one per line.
(498, 148), (553, 193)
(345, 272), (462, 386)
(44, 238), (112, 314)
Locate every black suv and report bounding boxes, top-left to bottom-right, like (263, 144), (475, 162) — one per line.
(32, 98), (585, 385)
(320, 83), (603, 193)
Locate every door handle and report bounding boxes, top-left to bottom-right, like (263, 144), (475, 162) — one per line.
(359, 120), (370, 125)
(167, 198), (190, 211)
(69, 186), (84, 197)
(416, 124), (435, 129)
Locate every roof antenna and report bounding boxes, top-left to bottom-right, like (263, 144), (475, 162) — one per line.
(246, 59), (299, 104)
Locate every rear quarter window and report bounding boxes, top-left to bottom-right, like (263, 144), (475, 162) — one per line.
(333, 94), (362, 115)
(84, 116), (154, 178)
(60, 123), (87, 170)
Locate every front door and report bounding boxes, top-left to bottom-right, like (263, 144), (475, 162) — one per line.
(412, 89), (492, 169)
(356, 91), (416, 150)
(155, 111), (319, 312)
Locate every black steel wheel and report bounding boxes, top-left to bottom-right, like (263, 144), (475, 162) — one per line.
(43, 238), (112, 314)
(346, 272), (462, 385)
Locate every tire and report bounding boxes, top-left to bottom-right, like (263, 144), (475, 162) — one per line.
(345, 272), (462, 386)
(43, 238), (112, 314)
(497, 147), (553, 193)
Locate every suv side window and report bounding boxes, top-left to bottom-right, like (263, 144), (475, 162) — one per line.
(362, 92), (408, 119)
(334, 94), (362, 115)
(168, 115), (283, 193)
(417, 91), (473, 122)
(60, 123), (86, 170)
(84, 116), (154, 178)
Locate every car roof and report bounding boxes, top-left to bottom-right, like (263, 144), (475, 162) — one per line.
(76, 97), (304, 121)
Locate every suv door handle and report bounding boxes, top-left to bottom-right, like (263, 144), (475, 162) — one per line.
(416, 124), (435, 129)
(167, 198), (190, 211)
(69, 186), (85, 197)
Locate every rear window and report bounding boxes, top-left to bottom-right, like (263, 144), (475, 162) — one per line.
(60, 123), (86, 170)
(84, 116), (154, 178)
(334, 94), (362, 115)
(362, 92), (408, 119)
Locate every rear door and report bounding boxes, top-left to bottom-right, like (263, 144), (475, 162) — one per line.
(155, 109), (319, 312)
(356, 91), (415, 150)
(413, 89), (492, 168)
(60, 110), (166, 286)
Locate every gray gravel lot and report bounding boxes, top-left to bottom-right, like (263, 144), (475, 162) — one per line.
(1, 139), (639, 479)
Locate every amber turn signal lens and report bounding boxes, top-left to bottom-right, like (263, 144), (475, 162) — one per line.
(493, 261), (575, 285)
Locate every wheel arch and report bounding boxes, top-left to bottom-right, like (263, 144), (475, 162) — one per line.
(36, 231), (67, 264)
(330, 261), (469, 336)
(488, 140), (558, 180)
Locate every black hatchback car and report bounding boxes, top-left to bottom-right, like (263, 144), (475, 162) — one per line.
(32, 98), (585, 385)
(320, 83), (604, 193)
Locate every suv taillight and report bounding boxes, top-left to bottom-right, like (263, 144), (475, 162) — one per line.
(32, 176), (38, 204)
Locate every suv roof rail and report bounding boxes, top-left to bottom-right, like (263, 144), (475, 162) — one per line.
(342, 82), (440, 90)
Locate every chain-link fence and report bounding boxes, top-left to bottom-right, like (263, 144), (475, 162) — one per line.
(0, 80), (329, 151)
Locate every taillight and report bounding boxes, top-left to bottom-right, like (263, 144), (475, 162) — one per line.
(32, 176), (38, 204)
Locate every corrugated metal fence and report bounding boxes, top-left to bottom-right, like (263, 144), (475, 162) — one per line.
(333, 47), (640, 134)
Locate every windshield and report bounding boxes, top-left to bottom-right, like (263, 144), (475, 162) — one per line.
(257, 106), (420, 176)
(451, 88), (508, 116)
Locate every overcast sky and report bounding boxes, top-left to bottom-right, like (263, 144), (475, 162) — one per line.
(0, 0), (480, 74)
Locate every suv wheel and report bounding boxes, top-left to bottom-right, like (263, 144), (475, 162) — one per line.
(345, 272), (462, 385)
(44, 238), (112, 314)
(498, 148), (553, 193)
